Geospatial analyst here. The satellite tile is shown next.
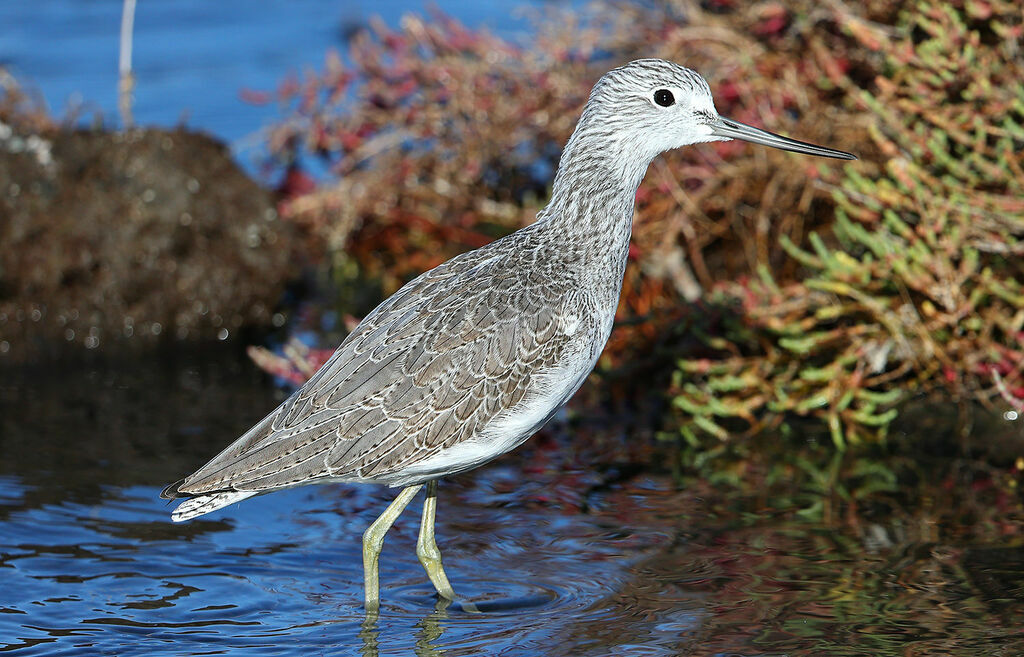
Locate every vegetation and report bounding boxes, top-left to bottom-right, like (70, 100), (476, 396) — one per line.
(672, 0), (1023, 449)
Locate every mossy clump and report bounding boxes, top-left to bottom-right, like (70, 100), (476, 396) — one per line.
(671, 0), (1023, 451)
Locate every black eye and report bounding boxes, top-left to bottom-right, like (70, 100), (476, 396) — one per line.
(653, 89), (675, 107)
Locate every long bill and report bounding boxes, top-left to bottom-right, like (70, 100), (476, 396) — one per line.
(708, 116), (856, 160)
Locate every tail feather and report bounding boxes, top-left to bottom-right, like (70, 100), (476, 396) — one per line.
(170, 491), (256, 522)
(160, 478), (187, 500)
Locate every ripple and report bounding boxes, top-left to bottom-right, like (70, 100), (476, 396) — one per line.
(6, 346), (1024, 655)
(3, 472), (1024, 657)
(1, 475), (690, 656)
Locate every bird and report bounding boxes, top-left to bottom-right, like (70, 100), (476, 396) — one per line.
(161, 58), (854, 612)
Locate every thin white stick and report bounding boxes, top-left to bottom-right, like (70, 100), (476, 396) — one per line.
(118, 0), (137, 128)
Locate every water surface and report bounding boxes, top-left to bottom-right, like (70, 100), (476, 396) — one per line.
(2, 346), (1023, 655)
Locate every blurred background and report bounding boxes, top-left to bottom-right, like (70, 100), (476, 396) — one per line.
(1, 1), (1023, 655)
(0, 0), (546, 143)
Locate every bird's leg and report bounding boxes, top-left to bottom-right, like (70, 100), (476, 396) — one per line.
(363, 484), (422, 613)
(416, 480), (456, 601)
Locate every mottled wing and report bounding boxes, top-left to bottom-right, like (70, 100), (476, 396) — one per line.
(175, 233), (569, 495)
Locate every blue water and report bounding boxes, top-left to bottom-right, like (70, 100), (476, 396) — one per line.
(1, 0), (560, 153)
(0, 481), (679, 655)
(3, 348), (1024, 655)
(0, 347), (690, 656)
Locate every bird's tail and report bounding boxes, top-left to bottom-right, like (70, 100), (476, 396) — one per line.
(169, 490), (256, 522)
(160, 478), (255, 522)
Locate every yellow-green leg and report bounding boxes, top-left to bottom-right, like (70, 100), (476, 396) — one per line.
(416, 480), (456, 601)
(363, 484), (422, 612)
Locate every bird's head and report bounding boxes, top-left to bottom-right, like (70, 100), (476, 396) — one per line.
(579, 59), (855, 163)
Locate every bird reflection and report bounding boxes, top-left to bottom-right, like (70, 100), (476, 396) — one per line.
(359, 597), (455, 657)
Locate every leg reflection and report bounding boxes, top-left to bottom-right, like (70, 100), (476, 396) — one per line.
(414, 597), (452, 657)
(358, 598), (451, 657)
(359, 611), (380, 657)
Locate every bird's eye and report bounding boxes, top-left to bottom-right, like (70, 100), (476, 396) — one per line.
(653, 89), (675, 107)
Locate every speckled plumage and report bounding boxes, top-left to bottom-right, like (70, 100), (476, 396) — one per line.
(172, 219), (611, 499)
(162, 59), (853, 529)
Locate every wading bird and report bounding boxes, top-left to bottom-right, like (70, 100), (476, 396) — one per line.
(162, 58), (854, 612)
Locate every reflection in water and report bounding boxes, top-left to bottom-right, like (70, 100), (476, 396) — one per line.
(359, 613), (380, 656)
(2, 346), (1024, 656)
(359, 599), (453, 657)
(413, 602), (448, 657)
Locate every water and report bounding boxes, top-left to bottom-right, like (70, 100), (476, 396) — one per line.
(2, 346), (1024, 655)
(0, 481), (668, 655)
(0, 0), (561, 148)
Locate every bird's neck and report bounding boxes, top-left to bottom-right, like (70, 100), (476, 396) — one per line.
(537, 125), (653, 258)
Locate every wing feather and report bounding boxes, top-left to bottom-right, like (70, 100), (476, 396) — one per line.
(176, 227), (583, 496)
